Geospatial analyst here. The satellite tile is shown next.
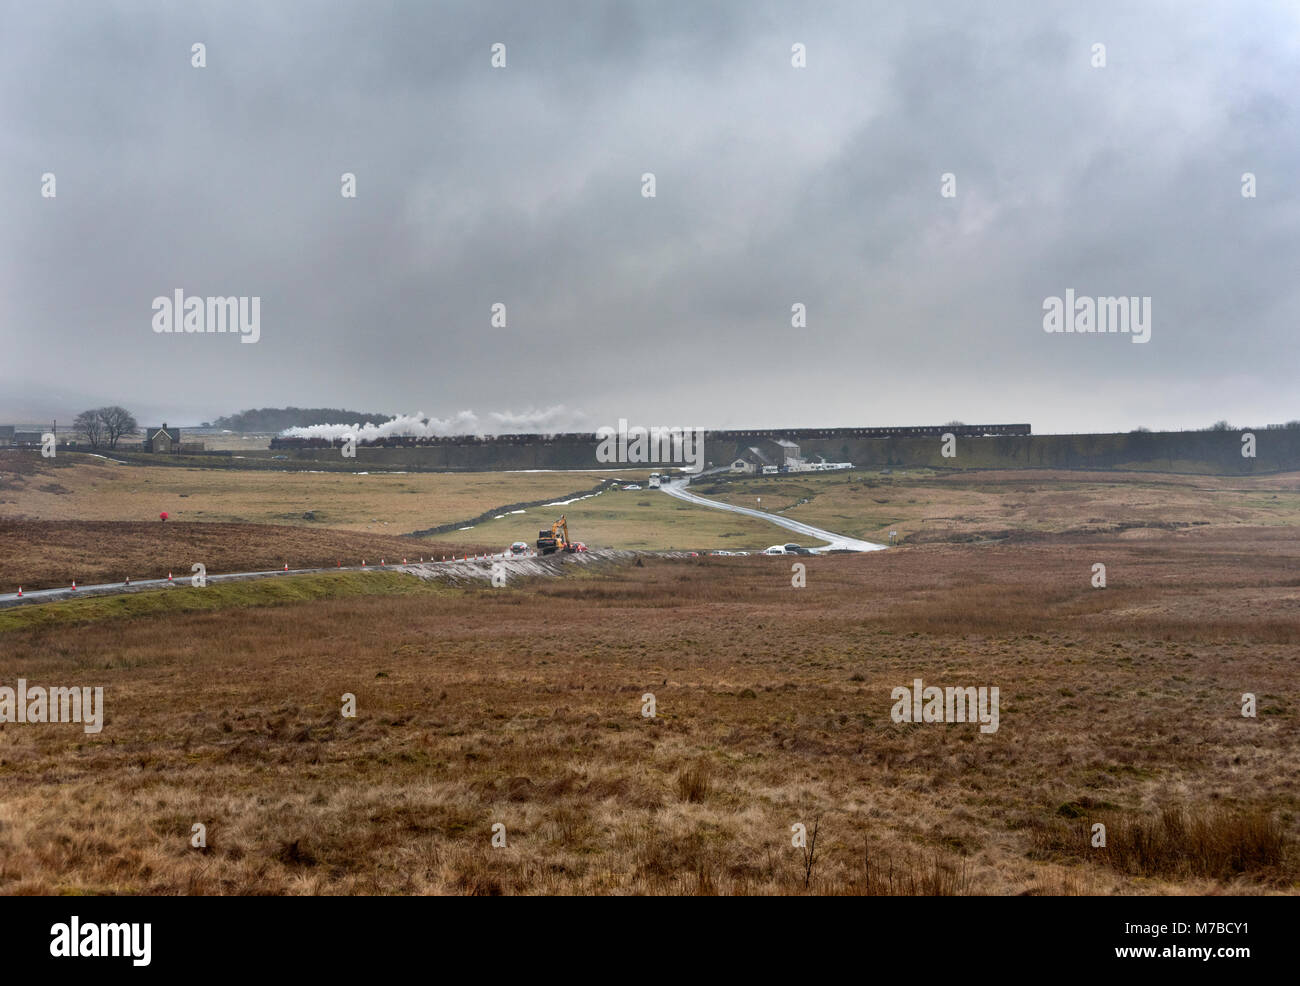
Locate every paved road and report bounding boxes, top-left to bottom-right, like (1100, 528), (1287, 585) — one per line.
(0, 551), (534, 608)
(660, 479), (886, 552)
(0, 568), (332, 605)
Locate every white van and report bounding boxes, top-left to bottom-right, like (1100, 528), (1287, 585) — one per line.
(764, 545), (787, 555)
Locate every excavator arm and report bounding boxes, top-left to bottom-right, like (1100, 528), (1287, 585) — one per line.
(537, 515), (574, 555)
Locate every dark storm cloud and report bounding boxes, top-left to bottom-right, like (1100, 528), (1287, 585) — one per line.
(1, 0), (1296, 432)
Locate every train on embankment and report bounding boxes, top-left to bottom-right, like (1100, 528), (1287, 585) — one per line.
(268, 423), (1032, 450)
(258, 420), (1300, 476)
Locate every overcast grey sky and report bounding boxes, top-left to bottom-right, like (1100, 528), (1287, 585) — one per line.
(1, 1), (1296, 433)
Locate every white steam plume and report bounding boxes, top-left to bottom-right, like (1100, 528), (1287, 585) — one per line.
(280, 406), (587, 441)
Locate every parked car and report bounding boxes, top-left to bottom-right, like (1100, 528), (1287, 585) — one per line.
(784, 543), (814, 555)
(764, 545), (787, 555)
(624, 484), (642, 491)
(509, 541), (529, 556)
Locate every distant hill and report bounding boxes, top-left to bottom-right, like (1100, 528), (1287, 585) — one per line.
(213, 407), (392, 433)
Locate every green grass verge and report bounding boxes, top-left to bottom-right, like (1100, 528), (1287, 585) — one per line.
(430, 489), (791, 551)
(0, 571), (445, 634)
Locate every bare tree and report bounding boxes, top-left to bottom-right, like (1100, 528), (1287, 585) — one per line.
(98, 406), (138, 449)
(74, 409), (104, 449)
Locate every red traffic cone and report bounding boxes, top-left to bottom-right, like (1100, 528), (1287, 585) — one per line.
(362, 559), (366, 566)
(167, 572), (172, 582)
(16, 586), (21, 597)
(403, 558), (407, 565)
(125, 576), (131, 585)
(71, 579), (77, 590)
(284, 563), (288, 571)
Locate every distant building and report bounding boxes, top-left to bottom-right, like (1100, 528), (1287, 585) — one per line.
(144, 424), (181, 453)
(13, 431), (43, 447)
(729, 457), (756, 474)
(729, 440), (851, 474)
(768, 438), (801, 465)
(0, 426), (14, 445)
(730, 446), (777, 473)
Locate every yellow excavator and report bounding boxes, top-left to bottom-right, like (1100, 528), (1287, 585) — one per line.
(536, 515), (575, 555)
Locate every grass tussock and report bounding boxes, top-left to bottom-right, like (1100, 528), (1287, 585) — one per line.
(676, 759), (713, 803)
(1032, 806), (1288, 882)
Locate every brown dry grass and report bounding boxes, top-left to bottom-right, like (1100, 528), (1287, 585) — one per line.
(0, 527), (1295, 895)
(0, 450), (629, 534)
(0, 520), (493, 591)
(701, 469), (1300, 544)
(0, 452), (781, 552)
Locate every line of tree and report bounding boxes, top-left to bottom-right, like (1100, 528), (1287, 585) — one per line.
(1204, 420), (1300, 431)
(1126, 421), (1300, 433)
(213, 407), (392, 433)
(74, 406), (138, 449)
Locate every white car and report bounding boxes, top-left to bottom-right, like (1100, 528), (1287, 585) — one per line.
(764, 545), (787, 555)
(624, 484), (642, 490)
